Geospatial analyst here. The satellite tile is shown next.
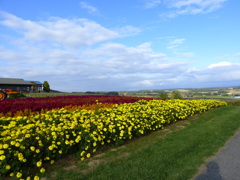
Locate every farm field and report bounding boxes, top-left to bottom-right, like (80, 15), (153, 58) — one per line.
(67, 105), (240, 180)
(0, 95), (153, 117)
(0, 95), (230, 179)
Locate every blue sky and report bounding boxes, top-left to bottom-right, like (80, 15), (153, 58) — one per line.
(0, 0), (239, 92)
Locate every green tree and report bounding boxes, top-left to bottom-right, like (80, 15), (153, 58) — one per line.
(43, 81), (50, 92)
(171, 91), (183, 99)
(159, 93), (169, 99)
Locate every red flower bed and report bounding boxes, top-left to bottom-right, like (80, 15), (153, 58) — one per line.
(0, 95), (154, 115)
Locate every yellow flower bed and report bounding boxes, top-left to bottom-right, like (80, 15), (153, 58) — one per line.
(0, 99), (227, 179)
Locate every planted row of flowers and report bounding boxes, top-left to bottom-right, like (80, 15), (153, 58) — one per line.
(0, 99), (227, 179)
(0, 103), (117, 118)
(0, 95), (154, 117)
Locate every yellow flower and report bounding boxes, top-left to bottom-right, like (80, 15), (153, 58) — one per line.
(30, 146), (35, 151)
(25, 134), (31, 138)
(40, 167), (46, 173)
(5, 165), (11, 170)
(36, 161), (42, 167)
(48, 146), (53, 150)
(0, 155), (6, 160)
(10, 141), (16, 145)
(86, 153), (91, 158)
(16, 172), (22, 178)
(3, 144), (9, 149)
(36, 149), (40, 153)
(50, 160), (55, 164)
(34, 176), (40, 180)
(80, 151), (85, 156)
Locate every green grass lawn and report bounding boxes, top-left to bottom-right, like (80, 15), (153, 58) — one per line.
(40, 105), (240, 180)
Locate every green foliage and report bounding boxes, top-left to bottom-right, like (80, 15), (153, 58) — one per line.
(43, 81), (50, 92)
(159, 93), (169, 99)
(171, 91), (183, 99)
(85, 91), (95, 94)
(8, 93), (26, 99)
(226, 99), (240, 106)
(106, 91), (119, 95)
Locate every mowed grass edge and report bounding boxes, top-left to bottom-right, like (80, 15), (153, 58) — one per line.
(50, 106), (240, 180)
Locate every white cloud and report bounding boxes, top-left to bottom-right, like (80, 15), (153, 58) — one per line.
(208, 61), (232, 68)
(83, 42), (170, 75)
(79, 2), (100, 15)
(0, 11), (142, 48)
(167, 38), (185, 49)
(1, 40), (240, 91)
(195, 63), (240, 83)
(0, 11), (119, 48)
(144, 0), (162, 9)
(162, 0), (227, 18)
(1, 11), (239, 92)
(115, 25), (141, 37)
(0, 36), (190, 91)
(137, 80), (154, 86)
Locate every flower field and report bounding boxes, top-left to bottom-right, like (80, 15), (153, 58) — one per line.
(0, 95), (154, 117)
(0, 96), (227, 179)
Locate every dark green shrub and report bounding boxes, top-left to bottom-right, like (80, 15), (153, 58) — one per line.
(8, 93), (26, 99)
(43, 81), (50, 92)
(226, 100), (240, 106)
(159, 93), (169, 99)
(171, 91), (183, 99)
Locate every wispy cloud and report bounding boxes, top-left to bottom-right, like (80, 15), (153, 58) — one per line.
(115, 25), (141, 37)
(79, 2), (99, 15)
(144, 0), (162, 9)
(167, 38), (185, 49)
(161, 0), (227, 18)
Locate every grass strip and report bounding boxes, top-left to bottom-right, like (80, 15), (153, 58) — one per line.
(53, 106), (240, 180)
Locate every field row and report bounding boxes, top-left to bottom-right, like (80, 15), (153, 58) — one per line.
(0, 95), (154, 117)
(0, 99), (227, 179)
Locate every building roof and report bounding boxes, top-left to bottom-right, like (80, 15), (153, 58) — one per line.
(0, 78), (33, 85)
(25, 80), (43, 85)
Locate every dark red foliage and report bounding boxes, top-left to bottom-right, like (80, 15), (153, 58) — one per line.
(0, 95), (154, 114)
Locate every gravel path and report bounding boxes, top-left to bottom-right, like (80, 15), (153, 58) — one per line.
(193, 128), (240, 180)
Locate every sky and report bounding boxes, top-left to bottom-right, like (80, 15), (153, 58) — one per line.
(0, 0), (239, 92)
